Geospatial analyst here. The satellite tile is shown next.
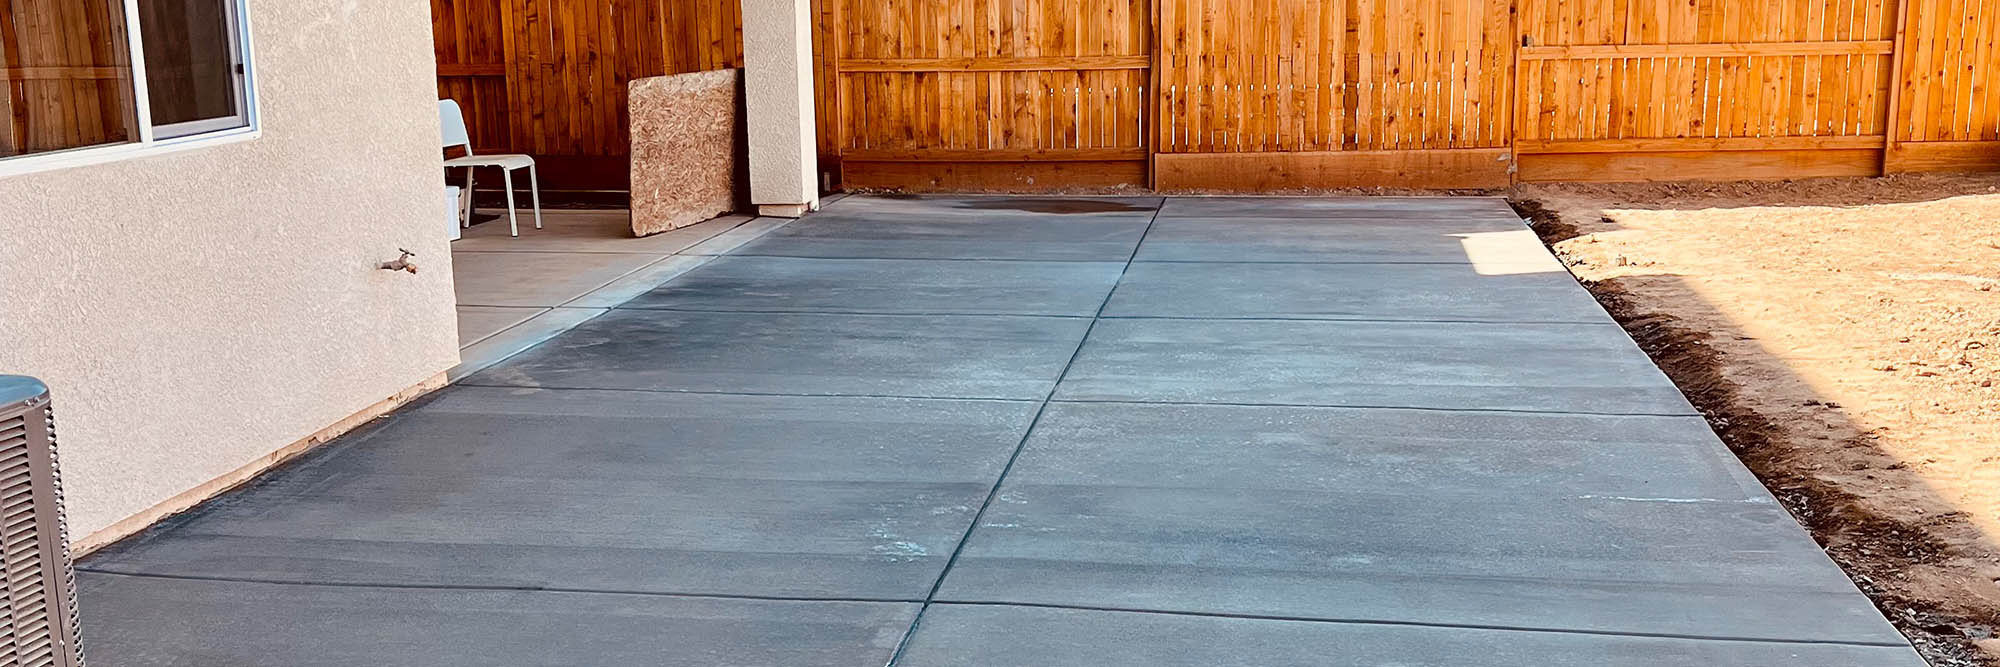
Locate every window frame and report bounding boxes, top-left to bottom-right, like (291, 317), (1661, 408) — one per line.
(0, 0), (261, 178)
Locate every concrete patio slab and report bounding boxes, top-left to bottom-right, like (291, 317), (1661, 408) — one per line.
(813, 194), (1164, 219)
(895, 605), (1925, 667)
(453, 210), (751, 254)
(625, 256), (1126, 316)
(455, 305), (547, 347)
(728, 197), (1156, 261)
(1136, 218), (1558, 265)
(82, 194), (1921, 665)
(452, 251), (662, 308)
(81, 573), (918, 667)
(1105, 261), (1610, 323)
(1055, 318), (1695, 413)
(732, 217), (1154, 261)
(465, 309), (1091, 399)
(932, 404), (1902, 644)
(449, 306), (608, 381)
(996, 402), (1769, 500)
(86, 388), (1033, 599)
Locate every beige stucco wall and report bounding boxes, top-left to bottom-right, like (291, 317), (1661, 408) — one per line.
(0, 0), (459, 543)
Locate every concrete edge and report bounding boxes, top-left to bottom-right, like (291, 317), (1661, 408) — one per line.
(72, 370), (451, 556)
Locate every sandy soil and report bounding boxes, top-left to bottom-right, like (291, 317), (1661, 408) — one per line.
(1513, 173), (2000, 666)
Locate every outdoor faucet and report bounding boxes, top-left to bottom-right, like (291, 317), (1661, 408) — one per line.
(379, 249), (419, 275)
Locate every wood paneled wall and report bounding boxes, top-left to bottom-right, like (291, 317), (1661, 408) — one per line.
(431, 0), (742, 189)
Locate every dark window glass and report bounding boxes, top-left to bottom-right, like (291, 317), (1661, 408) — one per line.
(139, 0), (247, 137)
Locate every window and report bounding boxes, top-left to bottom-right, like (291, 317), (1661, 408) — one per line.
(1, 0), (255, 167)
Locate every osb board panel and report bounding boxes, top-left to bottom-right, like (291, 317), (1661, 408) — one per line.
(1154, 150), (1513, 191)
(841, 160), (1148, 192)
(1886, 141), (2000, 173)
(629, 70), (744, 237)
(1518, 149), (1885, 183)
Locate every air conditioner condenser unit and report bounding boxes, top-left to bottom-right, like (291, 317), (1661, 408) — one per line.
(0, 376), (85, 667)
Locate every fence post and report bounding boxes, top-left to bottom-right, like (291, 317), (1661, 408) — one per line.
(1882, 0), (1914, 175)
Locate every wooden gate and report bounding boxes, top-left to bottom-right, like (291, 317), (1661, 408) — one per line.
(815, 0), (1154, 190)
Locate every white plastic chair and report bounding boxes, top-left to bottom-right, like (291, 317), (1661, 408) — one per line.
(439, 99), (542, 237)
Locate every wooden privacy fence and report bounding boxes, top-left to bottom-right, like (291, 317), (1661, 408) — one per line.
(430, 0), (741, 189)
(816, 0), (1156, 189)
(811, 0), (2000, 190)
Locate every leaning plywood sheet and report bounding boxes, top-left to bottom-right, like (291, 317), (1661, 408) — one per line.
(629, 69), (743, 237)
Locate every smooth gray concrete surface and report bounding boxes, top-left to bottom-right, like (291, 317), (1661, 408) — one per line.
(453, 210), (750, 254)
(81, 573), (918, 667)
(465, 309), (1092, 399)
(729, 198), (1156, 261)
(625, 256), (1126, 316)
(895, 605), (1928, 667)
(1105, 260), (1610, 323)
(931, 407), (1899, 643)
(1056, 318), (1697, 413)
(448, 211), (780, 362)
(450, 307), (608, 381)
(1137, 219), (1559, 264)
(88, 388), (1030, 599)
(454, 305), (547, 346)
(82, 194), (1920, 665)
(452, 251), (662, 308)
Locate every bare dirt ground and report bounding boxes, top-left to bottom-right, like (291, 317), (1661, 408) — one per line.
(1512, 173), (2000, 666)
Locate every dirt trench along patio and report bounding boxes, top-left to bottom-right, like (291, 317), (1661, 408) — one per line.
(78, 195), (1924, 665)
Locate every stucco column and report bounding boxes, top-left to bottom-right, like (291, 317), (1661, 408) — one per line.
(742, 0), (820, 218)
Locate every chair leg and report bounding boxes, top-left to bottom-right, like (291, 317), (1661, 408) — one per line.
(528, 164), (544, 230)
(503, 170), (520, 237)
(460, 168), (476, 228)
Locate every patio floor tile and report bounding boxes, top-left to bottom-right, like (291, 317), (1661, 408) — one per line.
(85, 388), (1035, 599)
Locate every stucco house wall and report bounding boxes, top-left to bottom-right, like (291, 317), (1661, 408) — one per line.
(0, 0), (459, 547)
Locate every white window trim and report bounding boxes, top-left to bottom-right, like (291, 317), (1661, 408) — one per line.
(0, 0), (261, 179)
